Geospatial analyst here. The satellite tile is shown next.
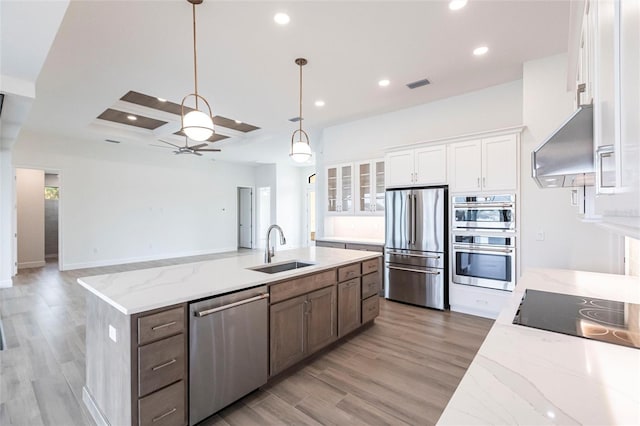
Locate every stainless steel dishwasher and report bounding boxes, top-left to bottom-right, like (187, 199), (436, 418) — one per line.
(189, 285), (269, 425)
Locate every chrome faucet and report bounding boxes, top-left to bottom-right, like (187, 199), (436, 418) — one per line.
(265, 224), (287, 263)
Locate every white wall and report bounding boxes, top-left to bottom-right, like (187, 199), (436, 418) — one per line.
(521, 54), (622, 273)
(0, 149), (14, 286)
(16, 168), (45, 268)
(13, 148), (256, 270)
(316, 79), (524, 238)
(276, 164), (304, 249)
(254, 164), (277, 249)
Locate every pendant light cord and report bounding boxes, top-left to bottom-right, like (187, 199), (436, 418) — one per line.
(299, 61), (303, 136)
(192, 2), (199, 109)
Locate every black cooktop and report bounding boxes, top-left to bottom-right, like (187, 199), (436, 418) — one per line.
(513, 289), (640, 349)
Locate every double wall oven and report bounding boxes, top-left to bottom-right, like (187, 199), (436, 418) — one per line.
(452, 194), (516, 292)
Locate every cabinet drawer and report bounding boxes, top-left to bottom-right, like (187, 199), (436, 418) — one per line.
(138, 380), (186, 426)
(338, 263), (361, 282)
(362, 295), (379, 323)
(361, 272), (380, 299)
(316, 241), (347, 249)
(270, 269), (337, 304)
(138, 307), (185, 346)
(138, 334), (185, 397)
(362, 258), (379, 275)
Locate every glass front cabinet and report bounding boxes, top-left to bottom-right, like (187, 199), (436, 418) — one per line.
(356, 159), (385, 215)
(326, 163), (354, 214)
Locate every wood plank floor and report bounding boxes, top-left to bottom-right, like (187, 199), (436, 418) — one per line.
(0, 252), (493, 426)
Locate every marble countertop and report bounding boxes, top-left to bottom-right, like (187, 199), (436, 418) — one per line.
(316, 236), (385, 245)
(77, 247), (381, 315)
(438, 268), (640, 425)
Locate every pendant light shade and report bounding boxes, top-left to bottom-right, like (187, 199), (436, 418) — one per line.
(181, 0), (215, 142)
(290, 58), (312, 163)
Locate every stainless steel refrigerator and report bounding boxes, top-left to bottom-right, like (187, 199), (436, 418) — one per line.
(385, 186), (448, 310)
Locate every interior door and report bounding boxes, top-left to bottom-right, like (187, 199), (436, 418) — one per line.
(238, 187), (252, 249)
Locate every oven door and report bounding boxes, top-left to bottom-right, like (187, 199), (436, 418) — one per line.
(452, 244), (515, 291)
(453, 205), (515, 230)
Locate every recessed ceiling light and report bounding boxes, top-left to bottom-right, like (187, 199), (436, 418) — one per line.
(449, 0), (468, 11)
(473, 46), (489, 56)
(127, 115), (137, 121)
(378, 79), (390, 87)
(235, 120), (243, 124)
(315, 100), (325, 107)
(274, 12), (290, 25)
(157, 97), (167, 102)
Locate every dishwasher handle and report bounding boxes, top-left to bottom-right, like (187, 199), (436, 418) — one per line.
(195, 293), (269, 317)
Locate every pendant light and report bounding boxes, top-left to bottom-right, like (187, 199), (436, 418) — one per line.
(180, 0), (214, 142)
(290, 58), (312, 163)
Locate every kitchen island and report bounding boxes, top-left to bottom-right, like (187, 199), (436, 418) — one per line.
(77, 247), (382, 426)
(438, 268), (640, 425)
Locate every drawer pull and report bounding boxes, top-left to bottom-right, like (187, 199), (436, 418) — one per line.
(152, 407), (177, 423)
(151, 321), (177, 331)
(152, 358), (177, 371)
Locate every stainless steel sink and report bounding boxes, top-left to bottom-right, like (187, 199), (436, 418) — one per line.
(250, 261), (314, 274)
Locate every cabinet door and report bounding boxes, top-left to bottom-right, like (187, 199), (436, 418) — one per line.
(373, 160), (385, 213)
(270, 295), (306, 376)
(340, 164), (354, 214)
(356, 161), (373, 214)
(326, 166), (338, 213)
(481, 134), (517, 191)
(385, 150), (414, 187)
(449, 140), (482, 193)
(337, 278), (361, 337)
(414, 145), (447, 185)
(306, 286), (338, 354)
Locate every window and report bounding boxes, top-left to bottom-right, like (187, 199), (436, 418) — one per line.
(308, 173), (316, 184)
(44, 186), (59, 200)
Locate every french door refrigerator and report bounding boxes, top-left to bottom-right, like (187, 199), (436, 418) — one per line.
(385, 186), (448, 310)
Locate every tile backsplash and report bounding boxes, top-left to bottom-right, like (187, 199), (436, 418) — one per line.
(324, 216), (385, 240)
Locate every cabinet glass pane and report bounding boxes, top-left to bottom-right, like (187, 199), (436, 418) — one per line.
(359, 163), (371, 212)
(375, 161), (385, 212)
(341, 165), (352, 212)
(327, 167), (337, 212)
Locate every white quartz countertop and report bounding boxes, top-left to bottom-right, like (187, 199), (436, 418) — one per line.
(77, 247), (381, 315)
(438, 268), (640, 425)
(315, 236), (385, 245)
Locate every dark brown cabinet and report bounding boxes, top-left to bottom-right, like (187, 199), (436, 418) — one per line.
(307, 286), (338, 354)
(338, 278), (361, 337)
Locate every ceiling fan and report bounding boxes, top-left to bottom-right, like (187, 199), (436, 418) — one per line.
(152, 138), (221, 156)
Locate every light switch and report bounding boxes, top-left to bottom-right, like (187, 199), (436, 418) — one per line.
(108, 325), (117, 342)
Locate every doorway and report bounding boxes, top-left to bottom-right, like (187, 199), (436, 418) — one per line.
(15, 168), (62, 271)
(237, 187), (253, 249)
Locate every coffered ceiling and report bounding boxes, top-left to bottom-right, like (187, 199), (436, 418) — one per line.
(9, 0), (570, 165)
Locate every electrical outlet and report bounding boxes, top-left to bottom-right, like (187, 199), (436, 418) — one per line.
(536, 231), (545, 241)
(108, 325), (117, 342)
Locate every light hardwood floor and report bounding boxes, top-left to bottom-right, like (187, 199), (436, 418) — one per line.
(0, 252), (493, 426)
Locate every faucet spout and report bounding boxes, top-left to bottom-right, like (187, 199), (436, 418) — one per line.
(265, 224), (287, 263)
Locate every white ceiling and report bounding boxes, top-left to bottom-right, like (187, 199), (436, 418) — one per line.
(10, 0), (570, 165)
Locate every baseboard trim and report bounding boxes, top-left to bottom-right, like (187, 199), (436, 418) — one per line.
(17, 260), (46, 269)
(450, 304), (498, 320)
(62, 246), (238, 271)
(82, 387), (109, 426)
(0, 278), (12, 288)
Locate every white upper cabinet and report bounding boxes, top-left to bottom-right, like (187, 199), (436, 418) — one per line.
(356, 160), (385, 215)
(326, 163), (354, 215)
(385, 144), (447, 187)
(449, 140), (482, 192)
(449, 134), (518, 193)
(591, 0), (640, 234)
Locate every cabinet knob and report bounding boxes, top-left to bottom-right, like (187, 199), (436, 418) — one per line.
(477, 177), (480, 188)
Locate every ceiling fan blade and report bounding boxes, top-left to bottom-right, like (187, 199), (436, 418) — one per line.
(194, 151), (203, 156)
(149, 144), (175, 150)
(189, 143), (208, 150)
(196, 148), (222, 152)
(159, 139), (181, 148)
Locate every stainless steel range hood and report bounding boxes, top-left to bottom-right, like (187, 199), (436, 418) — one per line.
(532, 104), (594, 188)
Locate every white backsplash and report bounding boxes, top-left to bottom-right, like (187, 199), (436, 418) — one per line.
(324, 216), (385, 240)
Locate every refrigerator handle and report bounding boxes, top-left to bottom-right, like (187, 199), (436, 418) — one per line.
(406, 194), (412, 244)
(411, 193), (417, 244)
